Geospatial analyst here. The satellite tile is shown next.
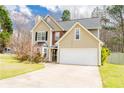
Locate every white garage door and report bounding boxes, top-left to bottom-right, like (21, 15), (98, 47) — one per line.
(59, 48), (98, 65)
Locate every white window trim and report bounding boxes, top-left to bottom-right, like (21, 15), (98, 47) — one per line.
(37, 31), (47, 41)
(74, 28), (80, 40)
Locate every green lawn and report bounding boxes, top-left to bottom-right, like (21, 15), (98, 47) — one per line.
(0, 54), (44, 79)
(100, 63), (124, 88)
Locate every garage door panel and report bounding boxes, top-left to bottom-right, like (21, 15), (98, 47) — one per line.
(60, 48), (98, 65)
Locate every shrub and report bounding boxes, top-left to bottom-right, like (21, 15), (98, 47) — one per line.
(101, 47), (111, 65)
(32, 53), (43, 63)
(16, 51), (44, 64)
(17, 54), (29, 62)
(23, 61), (30, 64)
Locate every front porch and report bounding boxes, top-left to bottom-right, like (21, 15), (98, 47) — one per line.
(51, 48), (58, 62)
(33, 41), (58, 63)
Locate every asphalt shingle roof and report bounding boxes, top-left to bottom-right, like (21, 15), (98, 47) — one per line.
(58, 18), (101, 30)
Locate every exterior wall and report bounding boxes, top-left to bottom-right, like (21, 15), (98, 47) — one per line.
(59, 24), (99, 48)
(52, 31), (66, 45)
(33, 21), (50, 32)
(45, 16), (62, 31)
(88, 29), (98, 38)
(58, 24), (100, 65)
(32, 21), (51, 46)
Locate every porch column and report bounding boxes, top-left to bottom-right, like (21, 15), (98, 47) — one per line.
(48, 48), (52, 61)
(57, 43), (60, 63)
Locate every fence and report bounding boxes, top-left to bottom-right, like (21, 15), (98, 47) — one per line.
(100, 29), (124, 64)
(108, 52), (124, 64)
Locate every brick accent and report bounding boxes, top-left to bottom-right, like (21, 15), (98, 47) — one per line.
(52, 31), (66, 45)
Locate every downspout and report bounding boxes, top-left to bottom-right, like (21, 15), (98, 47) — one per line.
(98, 26), (102, 65)
(98, 42), (102, 65)
(48, 28), (53, 61)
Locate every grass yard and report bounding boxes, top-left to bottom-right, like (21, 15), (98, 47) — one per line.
(0, 54), (44, 80)
(100, 63), (124, 88)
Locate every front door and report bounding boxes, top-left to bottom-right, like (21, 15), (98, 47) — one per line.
(52, 49), (57, 62)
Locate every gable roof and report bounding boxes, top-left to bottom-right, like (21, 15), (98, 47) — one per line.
(32, 15), (101, 32)
(31, 16), (53, 32)
(44, 15), (64, 31)
(58, 18), (101, 31)
(56, 22), (103, 45)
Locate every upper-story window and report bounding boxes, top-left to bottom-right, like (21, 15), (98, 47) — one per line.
(75, 28), (80, 40)
(36, 31), (47, 41)
(55, 32), (60, 41)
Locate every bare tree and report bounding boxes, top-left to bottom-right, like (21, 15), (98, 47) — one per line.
(10, 30), (32, 60)
(10, 15), (43, 63)
(9, 13), (32, 60)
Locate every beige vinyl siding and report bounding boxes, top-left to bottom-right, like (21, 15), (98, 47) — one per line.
(33, 21), (51, 46)
(33, 21), (50, 32)
(88, 29), (98, 38)
(58, 24), (100, 65)
(59, 24), (99, 48)
(45, 16), (62, 31)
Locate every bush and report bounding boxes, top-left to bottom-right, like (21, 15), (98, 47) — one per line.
(32, 53), (43, 63)
(17, 54), (29, 62)
(16, 52), (44, 64)
(101, 47), (111, 65)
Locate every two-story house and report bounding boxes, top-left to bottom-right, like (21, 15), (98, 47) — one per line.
(31, 15), (103, 66)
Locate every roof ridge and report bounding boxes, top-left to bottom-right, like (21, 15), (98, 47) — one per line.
(57, 17), (99, 22)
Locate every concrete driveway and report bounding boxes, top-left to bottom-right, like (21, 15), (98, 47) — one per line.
(0, 63), (102, 88)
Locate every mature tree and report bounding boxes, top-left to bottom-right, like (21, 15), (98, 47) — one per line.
(91, 6), (110, 27)
(10, 15), (43, 63)
(107, 5), (124, 52)
(91, 6), (124, 52)
(61, 10), (70, 21)
(10, 29), (43, 63)
(91, 7), (102, 18)
(10, 30), (31, 59)
(0, 5), (13, 33)
(9, 12), (31, 59)
(0, 5), (13, 52)
(0, 31), (10, 52)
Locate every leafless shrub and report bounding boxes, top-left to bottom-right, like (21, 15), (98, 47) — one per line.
(10, 30), (31, 60)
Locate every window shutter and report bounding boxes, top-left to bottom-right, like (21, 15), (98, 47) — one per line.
(46, 32), (48, 41)
(35, 32), (37, 41)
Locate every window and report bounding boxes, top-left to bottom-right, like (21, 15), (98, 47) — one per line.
(55, 32), (60, 41)
(75, 28), (80, 40)
(37, 31), (47, 41)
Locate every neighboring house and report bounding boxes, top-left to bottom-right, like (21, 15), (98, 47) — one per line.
(31, 15), (103, 66)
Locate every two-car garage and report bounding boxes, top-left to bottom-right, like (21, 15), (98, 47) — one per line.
(59, 48), (98, 66)
(56, 22), (103, 66)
